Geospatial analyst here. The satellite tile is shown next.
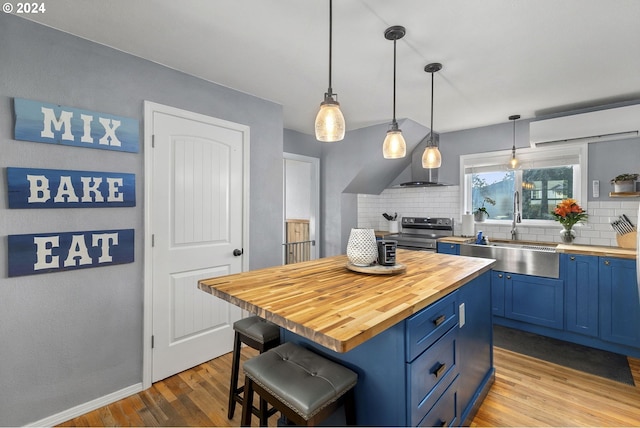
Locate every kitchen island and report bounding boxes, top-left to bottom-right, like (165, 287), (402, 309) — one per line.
(199, 250), (495, 426)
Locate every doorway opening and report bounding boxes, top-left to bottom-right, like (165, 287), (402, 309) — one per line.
(283, 153), (320, 263)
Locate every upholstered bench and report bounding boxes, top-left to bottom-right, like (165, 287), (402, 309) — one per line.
(228, 316), (281, 424)
(241, 342), (358, 426)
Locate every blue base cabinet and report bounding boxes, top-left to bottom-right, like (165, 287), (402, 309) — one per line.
(490, 271), (505, 317)
(437, 242), (460, 255)
(283, 272), (494, 426)
(599, 257), (640, 348)
(503, 272), (564, 329)
(564, 254), (599, 337)
(495, 254), (640, 358)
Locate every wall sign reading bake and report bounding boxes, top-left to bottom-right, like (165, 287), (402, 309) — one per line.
(8, 229), (134, 277)
(7, 167), (135, 208)
(13, 98), (139, 153)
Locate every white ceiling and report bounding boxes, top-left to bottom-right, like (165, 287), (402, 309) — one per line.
(22, 0), (640, 135)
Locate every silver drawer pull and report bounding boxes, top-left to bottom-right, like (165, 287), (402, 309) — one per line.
(433, 362), (447, 378)
(433, 315), (446, 327)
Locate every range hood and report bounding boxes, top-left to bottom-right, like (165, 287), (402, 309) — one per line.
(399, 132), (450, 187)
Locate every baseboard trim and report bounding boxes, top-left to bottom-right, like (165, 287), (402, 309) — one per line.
(25, 383), (143, 427)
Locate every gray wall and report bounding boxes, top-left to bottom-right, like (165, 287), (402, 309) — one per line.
(0, 14), (283, 426)
(287, 107), (640, 258)
(439, 111), (640, 200)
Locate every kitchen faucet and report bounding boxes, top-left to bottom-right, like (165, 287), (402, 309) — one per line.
(511, 190), (521, 240)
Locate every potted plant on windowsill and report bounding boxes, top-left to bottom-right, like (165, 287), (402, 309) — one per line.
(610, 173), (639, 193)
(474, 197), (495, 222)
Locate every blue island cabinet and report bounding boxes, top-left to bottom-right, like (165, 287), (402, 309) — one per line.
(283, 271), (494, 426)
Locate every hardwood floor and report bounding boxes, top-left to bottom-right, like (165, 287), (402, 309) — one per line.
(59, 346), (640, 427)
(471, 348), (640, 427)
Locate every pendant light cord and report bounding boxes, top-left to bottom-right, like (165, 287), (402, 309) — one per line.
(429, 70), (434, 145)
(512, 119), (516, 153)
(327, 0), (333, 94)
(392, 38), (397, 123)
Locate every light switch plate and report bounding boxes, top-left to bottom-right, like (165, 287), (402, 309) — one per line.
(593, 180), (600, 198)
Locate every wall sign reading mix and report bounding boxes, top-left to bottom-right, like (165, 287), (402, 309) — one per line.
(13, 98), (139, 153)
(7, 167), (136, 208)
(8, 229), (135, 277)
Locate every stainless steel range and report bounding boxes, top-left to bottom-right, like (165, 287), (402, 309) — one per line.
(384, 217), (454, 251)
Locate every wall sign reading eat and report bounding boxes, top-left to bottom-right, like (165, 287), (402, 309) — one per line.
(13, 98), (139, 153)
(7, 167), (135, 208)
(8, 229), (134, 277)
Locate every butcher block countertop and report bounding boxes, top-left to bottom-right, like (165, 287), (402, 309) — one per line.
(556, 243), (636, 260)
(439, 236), (637, 259)
(198, 250), (495, 353)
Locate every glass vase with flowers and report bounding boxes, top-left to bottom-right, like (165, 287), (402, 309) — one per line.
(551, 198), (588, 243)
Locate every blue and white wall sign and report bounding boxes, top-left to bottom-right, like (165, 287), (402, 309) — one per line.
(13, 98), (139, 153)
(8, 229), (135, 277)
(7, 167), (136, 208)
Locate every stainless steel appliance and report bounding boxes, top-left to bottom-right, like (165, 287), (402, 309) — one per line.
(383, 217), (454, 251)
(377, 240), (397, 266)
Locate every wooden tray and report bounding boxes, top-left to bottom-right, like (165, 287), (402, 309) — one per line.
(346, 262), (406, 275)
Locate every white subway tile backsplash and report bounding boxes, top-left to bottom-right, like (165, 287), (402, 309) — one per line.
(358, 188), (638, 247)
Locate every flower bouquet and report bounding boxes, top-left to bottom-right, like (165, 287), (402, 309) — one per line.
(551, 198), (587, 243)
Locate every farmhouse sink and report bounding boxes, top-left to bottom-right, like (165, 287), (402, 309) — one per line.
(460, 240), (559, 278)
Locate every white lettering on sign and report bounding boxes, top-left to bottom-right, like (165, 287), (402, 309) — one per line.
(106, 177), (123, 202)
(33, 236), (59, 270)
(39, 107), (123, 147)
(40, 108), (73, 140)
(26, 174), (50, 203)
(33, 232), (121, 270)
(80, 177), (104, 202)
(25, 174), (125, 204)
(98, 118), (122, 147)
(54, 176), (80, 203)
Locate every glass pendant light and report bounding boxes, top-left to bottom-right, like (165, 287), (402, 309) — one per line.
(507, 114), (521, 170)
(421, 63), (443, 168)
(315, 0), (345, 142)
(382, 26), (406, 159)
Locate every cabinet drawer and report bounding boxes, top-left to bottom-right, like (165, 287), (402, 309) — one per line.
(406, 291), (458, 362)
(407, 326), (458, 426)
(417, 375), (458, 427)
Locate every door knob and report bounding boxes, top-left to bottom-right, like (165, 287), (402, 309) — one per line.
(233, 249), (243, 257)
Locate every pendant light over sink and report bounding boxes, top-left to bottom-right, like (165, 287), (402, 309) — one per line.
(507, 114), (521, 170)
(421, 63), (443, 168)
(315, 0), (345, 142)
(382, 25), (406, 159)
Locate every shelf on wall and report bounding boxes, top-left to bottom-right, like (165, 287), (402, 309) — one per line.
(609, 191), (640, 197)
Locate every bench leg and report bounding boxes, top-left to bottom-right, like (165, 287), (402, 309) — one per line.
(240, 377), (254, 427)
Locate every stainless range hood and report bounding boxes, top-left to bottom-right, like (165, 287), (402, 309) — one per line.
(398, 133), (450, 187)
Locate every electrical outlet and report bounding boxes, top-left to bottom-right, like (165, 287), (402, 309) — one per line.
(459, 303), (466, 327)
(593, 180), (600, 198)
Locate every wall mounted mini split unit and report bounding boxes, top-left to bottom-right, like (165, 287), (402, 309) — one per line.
(529, 104), (640, 147)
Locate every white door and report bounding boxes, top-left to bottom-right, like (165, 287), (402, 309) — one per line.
(148, 105), (248, 382)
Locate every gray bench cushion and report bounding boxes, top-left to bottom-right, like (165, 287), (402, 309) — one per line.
(243, 342), (357, 420)
(233, 316), (280, 343)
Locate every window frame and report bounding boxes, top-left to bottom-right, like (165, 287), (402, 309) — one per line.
(459, 144), (588, 226)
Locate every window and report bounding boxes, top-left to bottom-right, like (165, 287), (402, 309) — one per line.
(461, 144), (587, 224)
